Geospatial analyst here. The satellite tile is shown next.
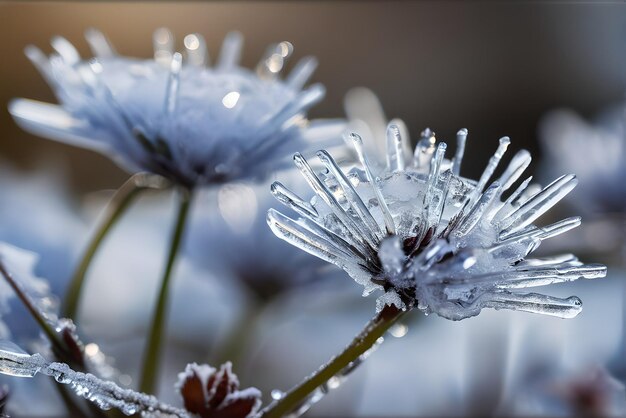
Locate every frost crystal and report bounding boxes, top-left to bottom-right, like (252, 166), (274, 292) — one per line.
(9, 28), (345, 186)
(268, 124), (606, 320)
(0, 341), (188, 417)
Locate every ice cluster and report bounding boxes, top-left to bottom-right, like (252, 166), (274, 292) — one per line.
(268, 124), (606, 320)
(9, 28), (344, 186)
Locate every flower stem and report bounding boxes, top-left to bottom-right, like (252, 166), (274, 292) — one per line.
(63, 173), (168, 320)
(0, 261), (66, 355)
(259, 304), (406, 418)
(139, 187), (193, 394)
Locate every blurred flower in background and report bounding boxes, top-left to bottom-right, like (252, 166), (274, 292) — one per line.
(186, 177), (340, 301)
(9, 28), (345, 187)
(539, 103), (626, 396)
(540, 106), (625, 216)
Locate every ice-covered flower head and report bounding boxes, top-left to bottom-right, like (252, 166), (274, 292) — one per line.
(267, 124), (607, 320)
(9, 29), (343, 187)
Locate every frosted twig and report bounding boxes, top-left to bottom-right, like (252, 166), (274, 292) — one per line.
(0, 343), (188, 417)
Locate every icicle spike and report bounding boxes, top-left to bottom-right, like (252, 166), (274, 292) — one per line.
(183, 33), (208, 66)
(349, 132), (396, 235)
(84, 28), (116, 58)
(452, 128), (468, 176)
(386, 123), (406, 172)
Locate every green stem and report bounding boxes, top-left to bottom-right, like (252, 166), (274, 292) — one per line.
(63, 173), (168, 320)
(139, 187), (193, 394)
(259, 304), (406, 418)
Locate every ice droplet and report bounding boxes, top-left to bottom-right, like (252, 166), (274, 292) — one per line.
(388, 323), (408, 338)
(271, 389), (285, 400)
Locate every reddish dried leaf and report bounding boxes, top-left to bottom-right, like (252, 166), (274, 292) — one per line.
(180, 372), (208, 414)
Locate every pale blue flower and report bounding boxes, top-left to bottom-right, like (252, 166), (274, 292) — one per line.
(10, 29), (345, 186)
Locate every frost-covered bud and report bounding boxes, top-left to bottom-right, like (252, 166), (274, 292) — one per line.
(9, 29), (345, 187)
(267, 124), (606, 320)
(176, 362), (261, 418)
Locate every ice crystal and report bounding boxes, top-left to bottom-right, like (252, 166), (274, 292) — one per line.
(0, 341), (188, 417)
(9, 28), (345, 186)
(268, 124), (606, 320)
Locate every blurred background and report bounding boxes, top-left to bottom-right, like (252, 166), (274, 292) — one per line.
(1, 1), (625, 191)
(0, 2), (625, 417)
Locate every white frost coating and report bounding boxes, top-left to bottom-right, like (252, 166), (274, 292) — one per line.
(176, 361), (262, 418)
(0, 343), (188, 417)
(268, 123), (607, 320)
(175, 362), (216, 401)
(9, 28), (345, 186)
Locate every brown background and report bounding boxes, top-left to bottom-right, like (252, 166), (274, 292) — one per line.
(0, 1), (624, 192)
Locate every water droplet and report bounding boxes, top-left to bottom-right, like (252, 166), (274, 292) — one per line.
(388, 323), (408, 338)
(327, 376), (341, 389)
(222, 91), (240, 109)
(271, 389), (285, 400)
(85, 343), (99, 357)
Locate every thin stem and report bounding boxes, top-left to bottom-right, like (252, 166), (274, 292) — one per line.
(259, 304), (406, 418)
(63, 173), (168, 320)
(0, 261), (65, 355)
(139, 187), (193, 394)
(0, 261), (101, 416)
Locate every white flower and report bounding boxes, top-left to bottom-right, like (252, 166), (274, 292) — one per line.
(267, 123), (606, 320)
(9, 28), (345, 186)
(539, 106), (626, 214)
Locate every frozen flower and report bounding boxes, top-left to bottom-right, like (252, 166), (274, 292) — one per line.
(539, 106), (626, 214)
(267, 123), (606, 320)
(9, 28), (345, 187)
(176, 362), (261, 418)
